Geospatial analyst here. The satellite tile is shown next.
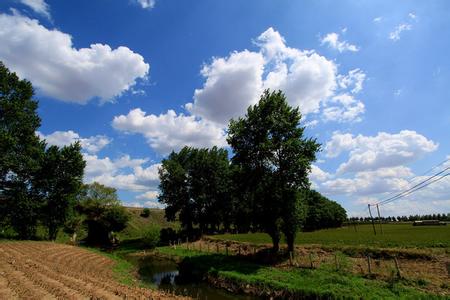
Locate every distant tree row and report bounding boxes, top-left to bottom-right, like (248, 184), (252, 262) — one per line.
(348, 213), (450, 223)
(159, 90), (347, 252)
(0, 62), (129, 243)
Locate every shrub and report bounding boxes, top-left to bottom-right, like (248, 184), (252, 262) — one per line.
(141, 208), (151, 218)
(142, 225), (161, 249)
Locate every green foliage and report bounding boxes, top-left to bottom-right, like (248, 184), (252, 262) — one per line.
(140, 208), (150, 218)
(36, 143), (85, 240)
(0, 61), (45, 239)
(227, 89), (320, 252)
(141, 225), (161, 249)
(77, 182), (130, 244)
(159, 146), (231, 235)
(302, 189), (347, 231)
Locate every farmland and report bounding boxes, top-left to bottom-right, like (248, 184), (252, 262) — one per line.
(0, 241), (186, 299)
(212, 223), (450, 248)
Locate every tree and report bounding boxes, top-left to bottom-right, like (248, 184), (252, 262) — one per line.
(188, 147), (231, 233)
(77, 182), (129, 244)
(36, 142), (85, 240)
(228, 90), (320, 252)
(0, 61), (45, 239)
(302, 190), (347, 231)
(158, 146), (231, 236)
(159, 147), (193, 233)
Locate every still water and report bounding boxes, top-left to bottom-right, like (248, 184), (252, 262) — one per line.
(125, 255), (257, 300)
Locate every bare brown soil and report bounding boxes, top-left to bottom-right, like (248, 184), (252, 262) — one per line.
(0, 241), (188, 299)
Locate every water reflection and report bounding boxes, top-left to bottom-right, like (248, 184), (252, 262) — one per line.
(126, 255), (256, 300)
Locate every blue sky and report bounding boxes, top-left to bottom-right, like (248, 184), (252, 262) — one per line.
(1, 0), (449, 216)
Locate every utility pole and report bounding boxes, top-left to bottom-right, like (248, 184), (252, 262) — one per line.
(376, 204), (383, 234)
(368, 204), (377, 235)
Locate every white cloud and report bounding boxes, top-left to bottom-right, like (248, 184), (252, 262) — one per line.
(37, 130), (111, 154)
(136, 191), (159, 200)
(320, 32), (359, 53)
(337, 69), (366, 94)
(325, 131), (438, 173)
(309, 165), (332, 182)
(389, 23), (412, 41)
(135, 0), (156, 9)
(260, 28), (338, 116)
(83, 153), (160, 192)
(322, 94), (365, 123)
(0, 13), (149, 103)
(321, 166), (413, 196)
(187, 50), (265, 126)
(408, 12), (417, 20)
(373, 17), (382, 23)
(19, 0), (51, 20)
(112, 108), (227, 154)
(187, 27), (345, 125)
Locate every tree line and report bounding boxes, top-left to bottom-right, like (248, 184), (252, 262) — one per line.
(348, 213), (450, 223)
(0, 62), (129, 243)
(159, 90), (347, 252)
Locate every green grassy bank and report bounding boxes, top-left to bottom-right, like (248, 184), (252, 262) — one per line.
(155, 246), (443, 299)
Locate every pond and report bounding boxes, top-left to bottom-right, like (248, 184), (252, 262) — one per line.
(125, 254), (257, 300)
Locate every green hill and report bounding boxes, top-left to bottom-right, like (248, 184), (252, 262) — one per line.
(118, 207), (178, 240)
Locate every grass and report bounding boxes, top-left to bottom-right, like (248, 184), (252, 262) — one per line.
(156, 246), (442, 299)
(119, 207), (179, 241)
(213, 223), (450, 248)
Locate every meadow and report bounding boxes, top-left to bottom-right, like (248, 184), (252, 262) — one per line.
(213, 223), (450, 248)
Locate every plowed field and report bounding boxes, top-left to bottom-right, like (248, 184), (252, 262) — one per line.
(0, 241), (187, 299)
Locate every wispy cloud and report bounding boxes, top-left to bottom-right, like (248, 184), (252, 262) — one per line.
(320, 32), (359, 52)
(19, 0), (51, 20)
(135, 0), (156, 9)
(389, 23), (412, 41)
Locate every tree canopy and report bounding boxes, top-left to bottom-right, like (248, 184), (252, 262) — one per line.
(228, 89), (320, 252)
(76, 182), (130, 244)
(158, 146), (231, 236)
(0, 61), (86, 240)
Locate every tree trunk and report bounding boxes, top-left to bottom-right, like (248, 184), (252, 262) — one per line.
(286, 232), (295, 253)
(269, 231), (280, 253)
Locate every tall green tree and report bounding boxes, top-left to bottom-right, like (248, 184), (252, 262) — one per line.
(0, 62), (45, 239)
(76, 182), (129, 244)
(228, 90), (320, 252)
(159, 147), (193, 232)
(36, 142), (85, 240)
(158, 146), (231, 235)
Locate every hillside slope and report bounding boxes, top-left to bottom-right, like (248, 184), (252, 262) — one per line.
(119, 207), (178, 240)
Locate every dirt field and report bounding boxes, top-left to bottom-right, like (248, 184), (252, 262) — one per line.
(0, 241), (187, 299)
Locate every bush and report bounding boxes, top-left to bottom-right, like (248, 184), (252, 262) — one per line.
(160, 227), (178, 245)
(141, 208), (150, 218)
(142, 225), (161, 249)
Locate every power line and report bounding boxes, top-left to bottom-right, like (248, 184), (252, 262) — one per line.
(379, 172), (449, 207)
(374, 166), (450, 206)
(377, 157), (450, 201)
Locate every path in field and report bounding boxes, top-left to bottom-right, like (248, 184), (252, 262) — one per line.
(0, 241), (187, 300)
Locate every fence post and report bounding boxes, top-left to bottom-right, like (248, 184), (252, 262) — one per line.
(289, 251), (293, 266)
(393, 256), (402, 278)
(225, 244), (229, 256)
(216, 244), (219, 253)
(334, 253), (338, 271)
(367, 255), (372, 275)
(309, 253), (314, 269)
